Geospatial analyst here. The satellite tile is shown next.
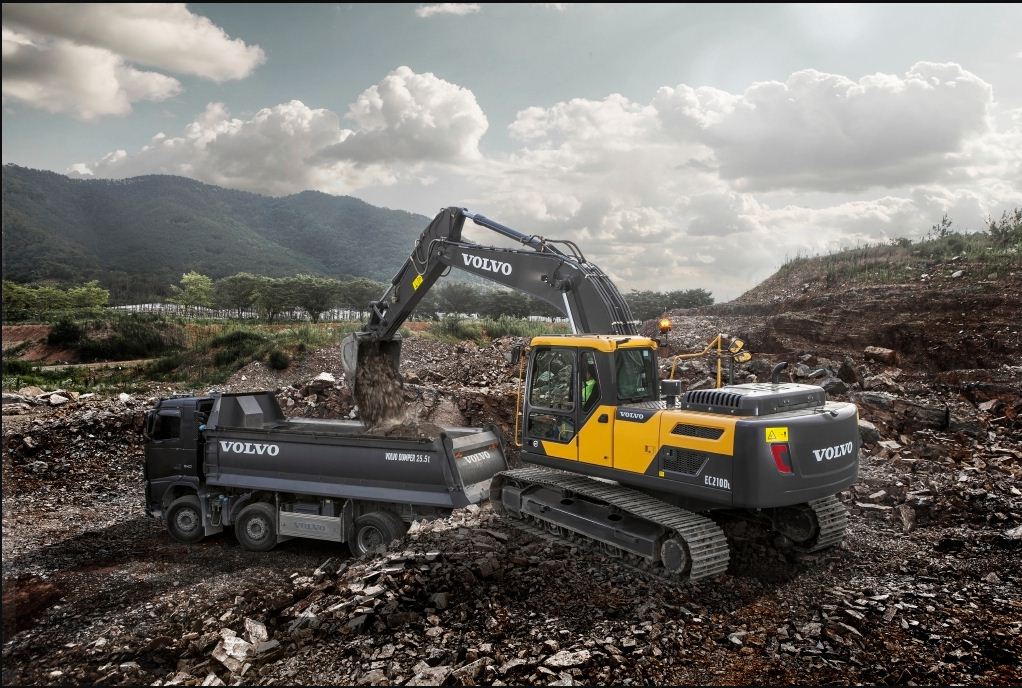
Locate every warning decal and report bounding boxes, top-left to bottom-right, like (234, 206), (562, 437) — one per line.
(765, 427), (789, 442)
(412, 274), (424, 290)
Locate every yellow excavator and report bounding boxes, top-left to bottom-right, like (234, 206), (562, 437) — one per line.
(343, 207), (859, 583)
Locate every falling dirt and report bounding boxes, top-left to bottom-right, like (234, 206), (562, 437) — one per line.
(353, 350), (405, 428)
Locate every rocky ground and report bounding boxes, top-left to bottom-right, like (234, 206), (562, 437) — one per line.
(3, 263), (1022, 685)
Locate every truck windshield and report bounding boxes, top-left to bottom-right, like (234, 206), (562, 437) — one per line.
(616, 348), (655, 403)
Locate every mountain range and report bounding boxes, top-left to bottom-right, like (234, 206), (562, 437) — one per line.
(1, 165), (433, 302)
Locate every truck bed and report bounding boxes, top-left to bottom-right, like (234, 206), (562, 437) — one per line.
(202, 392), (507, 509)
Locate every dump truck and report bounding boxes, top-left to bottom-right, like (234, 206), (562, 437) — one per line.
(143, 391), (508, 553)
(341, 207), (860, 583)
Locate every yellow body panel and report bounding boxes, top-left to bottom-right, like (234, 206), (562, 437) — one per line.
(612, 413), (661, 474)
(530, 335), (657, 352)
(541, 439), (578, 461)
(577, 405), (615, 467)
(658, 410), (738, 456)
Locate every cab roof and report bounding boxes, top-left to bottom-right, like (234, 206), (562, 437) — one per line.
(529, 334), (657, 352)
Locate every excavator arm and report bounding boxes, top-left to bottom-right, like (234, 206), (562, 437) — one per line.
(342, 207), (637, 382)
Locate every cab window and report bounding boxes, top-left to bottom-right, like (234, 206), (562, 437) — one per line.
(153, 413), (181, 441)
(616, 349), (654, 403)
(581, 351), (600, 411)
(529, 348), (575, 410)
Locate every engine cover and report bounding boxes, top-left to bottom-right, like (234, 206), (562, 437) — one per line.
(680, 382), (826, 416)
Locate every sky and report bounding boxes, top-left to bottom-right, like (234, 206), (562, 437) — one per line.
(3, 3), (1021, 300)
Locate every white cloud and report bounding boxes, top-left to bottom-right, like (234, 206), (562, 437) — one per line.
(697, 62), (994, 191)
(74, 67), (490, 195)
(68, 62), (1019, 299)
(2, 4), (264, 81)
(2, 28), (181, 119)
(77, 101), (363, 195)
(316, 66), (488, 163)
(1, 4), (262, 118)
(415, 4), (481, 18)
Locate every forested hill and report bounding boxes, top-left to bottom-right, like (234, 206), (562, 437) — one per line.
(1, 165), (431, 301)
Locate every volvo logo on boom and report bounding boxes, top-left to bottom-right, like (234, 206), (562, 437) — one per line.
(219, 441), (280, 456)
(462, 253), (512, 275)
(812, 442), (854, 462)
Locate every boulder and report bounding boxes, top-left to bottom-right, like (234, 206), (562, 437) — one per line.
(857, 419), (881, 445)
(837, 358), (859, 384)
(49, 394), (70, 407)
(863, 346), (899, 365)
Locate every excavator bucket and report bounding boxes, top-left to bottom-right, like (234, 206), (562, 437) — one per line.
(340, 333), (402, 391)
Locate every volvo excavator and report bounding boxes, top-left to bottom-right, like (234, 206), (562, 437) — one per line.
(342, 207), (859, 583)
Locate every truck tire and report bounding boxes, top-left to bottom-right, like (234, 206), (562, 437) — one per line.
(351, 511), (407, 557)
(166, 495), (204, 544)
(235, 503), (277, 552)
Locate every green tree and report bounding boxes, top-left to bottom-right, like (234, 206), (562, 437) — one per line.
(987, 208), (1022, 247)
(479, 289), (531, 319)
(665, 288), (713, 310)
(340, 278), (386, 319)
(289, 274), (342, 322)
(215, 273), (261, 317)
(34, 284), (72, 312)
(437, 282), (481, 317)
(67, 280), (110, 308)
(168, 271), (214, 311)
(2, 281), (38, 319)
(252, 277), (294, 323)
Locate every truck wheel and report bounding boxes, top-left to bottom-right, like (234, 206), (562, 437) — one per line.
(167, 495), (204, 544)
(351, 511), (407, 557)
(235, 503), (277, 552)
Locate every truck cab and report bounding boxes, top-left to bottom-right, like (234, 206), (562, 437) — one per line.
(143, 395), (213, 519)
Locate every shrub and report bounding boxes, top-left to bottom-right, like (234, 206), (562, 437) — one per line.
(2, 358), (35, 376)
(47, 318), (85, 346)
(267, 349), (291, 370)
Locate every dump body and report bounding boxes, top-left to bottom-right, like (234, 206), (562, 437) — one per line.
(144, 391), (507, 550)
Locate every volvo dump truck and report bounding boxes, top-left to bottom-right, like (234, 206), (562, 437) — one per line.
(342, 207), (859, 583)
(143, 391), (507, 553)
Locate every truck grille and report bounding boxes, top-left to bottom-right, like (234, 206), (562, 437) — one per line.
(671, 423), (724, 440)
(662, 449), (709, 475)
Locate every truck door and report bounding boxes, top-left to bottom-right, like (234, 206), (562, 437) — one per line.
(146, 408), (196, 479)
(524, 347), (578, 461)
(576, 350), (613, 467)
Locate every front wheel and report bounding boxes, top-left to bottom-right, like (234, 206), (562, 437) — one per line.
(350, 511), (407, 557)
(166, 495), (204, 544)
(235, 503), (278, 552)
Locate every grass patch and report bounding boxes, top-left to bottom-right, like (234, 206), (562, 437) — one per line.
(778, 220), (1022, 288)
(426, 316), (569, 344)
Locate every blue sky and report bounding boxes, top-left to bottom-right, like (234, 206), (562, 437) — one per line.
(3, 3), (1021, 298)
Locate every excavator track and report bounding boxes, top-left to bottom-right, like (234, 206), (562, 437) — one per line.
(800, 495), (848, 552)
(491, 466), (730, 584)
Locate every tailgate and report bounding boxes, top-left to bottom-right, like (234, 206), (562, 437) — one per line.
(447, 429), (509, 506)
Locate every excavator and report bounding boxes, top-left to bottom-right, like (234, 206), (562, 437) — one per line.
(342, 207), (859, 583)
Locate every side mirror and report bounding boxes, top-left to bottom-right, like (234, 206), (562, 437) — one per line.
(729, 338), (745, 354)
(144, 411), (155, 438)
(734, 351), (752, 363)
(504, 345), (522, 366)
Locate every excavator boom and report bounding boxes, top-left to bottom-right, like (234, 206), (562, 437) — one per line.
(341, 207), (636, 385)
